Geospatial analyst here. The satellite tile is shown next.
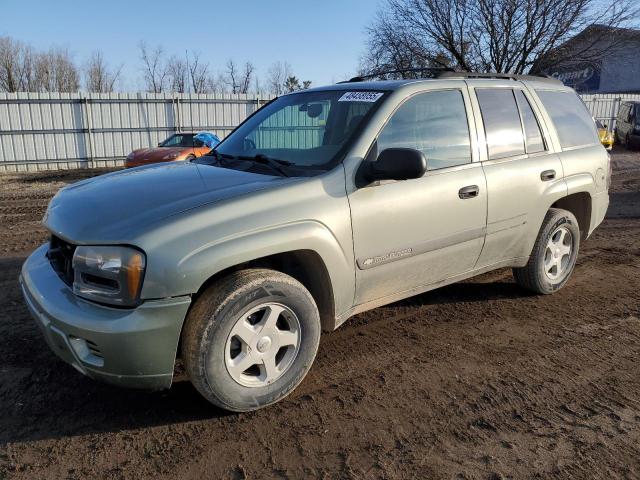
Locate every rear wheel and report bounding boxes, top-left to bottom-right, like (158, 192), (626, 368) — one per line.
(182, 269), (321, 412)
(513, 208), (580, 294)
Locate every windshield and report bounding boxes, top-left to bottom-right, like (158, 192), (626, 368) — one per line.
(213, 90), (387, 171)
(159, 134), (195, 147)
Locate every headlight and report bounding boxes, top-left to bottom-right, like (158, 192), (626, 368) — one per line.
(72, 246), (146, 307)
(127, 152), (134, 160)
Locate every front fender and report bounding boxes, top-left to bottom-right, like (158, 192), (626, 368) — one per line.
(147, 220), (355, 320)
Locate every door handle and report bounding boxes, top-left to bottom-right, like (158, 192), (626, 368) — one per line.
(540, 169), (556, 181)
(458, 185), (479, 199)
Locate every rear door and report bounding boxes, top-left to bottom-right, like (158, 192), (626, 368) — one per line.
(348, 87), (487, 306)
(466, 81), (565, 268)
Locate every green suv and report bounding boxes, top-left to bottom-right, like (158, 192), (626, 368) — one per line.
(21, 72), (610, 411)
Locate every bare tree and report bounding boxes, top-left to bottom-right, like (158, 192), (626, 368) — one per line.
(33, 48), (79, 92)
(166, 55), (187, 93)
(266, 61), (292, 95)
(206, 72), (227, 94)
(0, 36), (35, 92)
(84, 50), (121, 92)
(363, 0), (639, 76)
(139, 41), (167, 93)
(0, 37), (80, 92)
(302, 80), (312, 89)
(224, 59), (254, 94)
(186, 51), (210, 93)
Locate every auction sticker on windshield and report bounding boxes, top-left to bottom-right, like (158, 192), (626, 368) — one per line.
(338, 91), (384, 102)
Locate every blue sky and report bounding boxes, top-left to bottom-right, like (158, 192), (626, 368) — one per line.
(0, 0), (380, 90)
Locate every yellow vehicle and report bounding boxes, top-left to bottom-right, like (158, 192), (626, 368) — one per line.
(596, 120), (614, 150)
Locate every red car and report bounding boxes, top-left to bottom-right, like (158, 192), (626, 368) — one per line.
(125, 132), (220, 168)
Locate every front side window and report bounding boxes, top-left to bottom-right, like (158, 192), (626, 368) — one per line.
(214, 90), (386, 170)
(536, 90), (599, 149)
(476, 89), (525, 160)
(377, 90), (472, 171)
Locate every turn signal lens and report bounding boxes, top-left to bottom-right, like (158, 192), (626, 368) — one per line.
(126, 252), (144, 299)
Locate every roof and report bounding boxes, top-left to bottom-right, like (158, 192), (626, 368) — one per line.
(299, 72), (562, 94)
(303, 80), (416, 93)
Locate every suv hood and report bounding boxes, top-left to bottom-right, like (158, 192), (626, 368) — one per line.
(44, 161), (290, 243)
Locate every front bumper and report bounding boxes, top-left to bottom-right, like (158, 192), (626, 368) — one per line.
(20, 244), (191, 390)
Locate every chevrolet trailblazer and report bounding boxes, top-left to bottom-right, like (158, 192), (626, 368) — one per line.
(21, 71), (609, 411)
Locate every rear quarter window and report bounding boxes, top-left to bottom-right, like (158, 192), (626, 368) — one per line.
(536, 90), (598, 149)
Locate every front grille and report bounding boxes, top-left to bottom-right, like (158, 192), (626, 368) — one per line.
(47, 235), (76, 286)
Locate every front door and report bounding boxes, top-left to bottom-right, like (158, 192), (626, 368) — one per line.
(348, 88), (487, 306)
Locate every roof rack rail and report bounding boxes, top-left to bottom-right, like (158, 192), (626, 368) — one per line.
(340, 67), (456, 83)
(340, 69), (562, 86)
(436, 71), (563, 85)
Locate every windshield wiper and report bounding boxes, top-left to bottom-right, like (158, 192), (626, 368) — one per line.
(203, 151), (292, 177)
(235, 153), (292, 177)
(199, 149), (224, 165)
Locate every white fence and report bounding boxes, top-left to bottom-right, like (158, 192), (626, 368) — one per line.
(1, 91), (639, 172)
(0, 92), (274, 172)
(581, 93), (640, 129)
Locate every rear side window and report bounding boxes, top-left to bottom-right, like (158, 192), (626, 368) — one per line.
(377, 89), (471, 171)
(514, 90), (545, 154)
(536, 90), (598, 149)
(476, 89), (525, 160)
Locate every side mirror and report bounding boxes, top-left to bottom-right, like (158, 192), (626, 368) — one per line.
(366, 148), (427, 181)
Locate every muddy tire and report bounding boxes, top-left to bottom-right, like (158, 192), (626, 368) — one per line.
(513, 208), (580, 294)
(182, 269), (321, 412)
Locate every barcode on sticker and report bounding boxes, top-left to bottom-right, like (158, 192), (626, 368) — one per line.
(338, 91), (384, 102)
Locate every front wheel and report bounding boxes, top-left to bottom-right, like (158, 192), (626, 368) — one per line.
(182, 269), (321, 412)
(513, 208), (580, 294)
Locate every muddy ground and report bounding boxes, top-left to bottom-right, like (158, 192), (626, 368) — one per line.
(0, 151), (639, 480)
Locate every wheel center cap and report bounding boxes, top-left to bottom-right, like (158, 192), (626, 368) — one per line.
(256, 336), (272, 353)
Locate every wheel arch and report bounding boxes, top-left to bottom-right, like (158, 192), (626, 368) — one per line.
(551, 191), (592, 240)
(189, 249), (337, 333)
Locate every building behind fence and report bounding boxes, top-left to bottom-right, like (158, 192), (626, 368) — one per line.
(1, 90), (640, 172)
